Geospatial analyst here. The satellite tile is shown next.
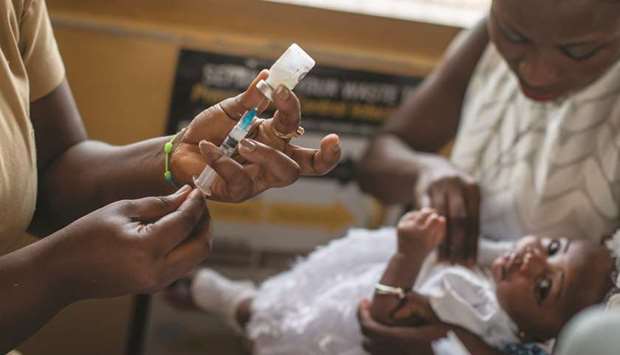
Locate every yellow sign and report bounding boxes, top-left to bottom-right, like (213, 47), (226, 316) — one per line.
(208, 200), (356, 232)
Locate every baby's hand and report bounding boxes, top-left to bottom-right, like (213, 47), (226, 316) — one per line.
(391, 291), (440, 326)
(397, 208), (446, 256)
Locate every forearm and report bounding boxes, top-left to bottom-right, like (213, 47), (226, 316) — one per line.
(0, 238), (71, 351)
(34, 137), (172, 231)
(358, 134), (446, 205)
(371, 252), (427, 324)
(358, 22), (489, 205)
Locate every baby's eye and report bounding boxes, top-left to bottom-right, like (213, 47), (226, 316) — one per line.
(547, 239), (561, 256)
(535, 277), (552, 304)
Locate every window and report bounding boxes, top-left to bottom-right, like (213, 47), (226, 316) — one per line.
(267, 0), (490, 28)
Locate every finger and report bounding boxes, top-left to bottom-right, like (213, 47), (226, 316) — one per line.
(447, 185), (467, 220)
(285, 134), (342, 176)
(219, 69), (270, 120)
(199, 140), (254, 200)
(465, 183), (481, 263)
(447, 188), (468, 263)
(358, 300), (401, 341)
(400, 210), (418, 222)
(397, 211), (418, 229)
(429, 187), (448, 218)
(271, 85), (301, 137)
(124, 185), (192, 221)
(163, 215), (212, 283)
(394, 292), (435, 323)
(150, 189), (206, 252)
(416, 209), (435, 226)
(393, 302), (419, 321)
(430, 215), (447, 246)
(433, 191), (450, 261)
(237, 138), (301, 187)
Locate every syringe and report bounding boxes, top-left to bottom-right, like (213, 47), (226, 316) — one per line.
(194, 108), (257, 195)
(194, 43), (315, 196)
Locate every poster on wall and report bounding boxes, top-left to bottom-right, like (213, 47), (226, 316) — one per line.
(165, 48), (422, 253)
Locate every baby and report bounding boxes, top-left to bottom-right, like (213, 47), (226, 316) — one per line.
(369, 208), (613, 348)
(188, 209), (614, 354)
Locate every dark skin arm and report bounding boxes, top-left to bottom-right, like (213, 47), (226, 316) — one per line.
(358, 20), (489, 264)
(370, 209), (444, 325)
(30, 80), (173, 232)
(359, 300), (503, 355)
(370, 253), (430, 325)
(357, 20), (488, 203)
(0, 187), (212, 352)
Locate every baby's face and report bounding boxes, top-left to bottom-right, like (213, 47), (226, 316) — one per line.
(491, 236), (612, 340)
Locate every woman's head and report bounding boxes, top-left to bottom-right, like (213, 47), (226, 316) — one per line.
(491, 236), (614, 341)
(488, 0), (620, 101)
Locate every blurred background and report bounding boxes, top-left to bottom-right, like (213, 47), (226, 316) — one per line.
(17, 0), (489, 354)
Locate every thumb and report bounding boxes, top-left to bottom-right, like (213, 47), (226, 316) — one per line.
(126, 185), (192, 221)
(219, 69), (270, 120)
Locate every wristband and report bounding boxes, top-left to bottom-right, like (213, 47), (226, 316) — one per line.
(375, 283), (407, 300)
(163, 128), (185, 188)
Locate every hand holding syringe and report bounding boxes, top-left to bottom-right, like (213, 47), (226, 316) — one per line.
(194, 108), (257, 195)
(194, 44), (317, 196)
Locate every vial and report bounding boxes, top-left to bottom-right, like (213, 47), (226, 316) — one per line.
(257, 43), (316, 101)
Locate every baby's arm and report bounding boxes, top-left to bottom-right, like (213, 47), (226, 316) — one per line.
(370, 209), (445, 325)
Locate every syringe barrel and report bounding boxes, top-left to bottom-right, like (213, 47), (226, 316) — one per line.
(194, 166), (218, 196)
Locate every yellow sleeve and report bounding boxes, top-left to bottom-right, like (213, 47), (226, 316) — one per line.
(19, 0), (65, 101)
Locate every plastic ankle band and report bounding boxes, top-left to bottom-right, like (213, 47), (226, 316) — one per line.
(375, 283), (406, 300)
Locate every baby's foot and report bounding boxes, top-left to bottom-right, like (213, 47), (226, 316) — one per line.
(191, 268), (257, 334)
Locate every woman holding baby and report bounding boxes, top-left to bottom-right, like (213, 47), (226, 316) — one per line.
(357, 0), (620, 353)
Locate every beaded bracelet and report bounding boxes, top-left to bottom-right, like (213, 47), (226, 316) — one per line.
(163, 128), (185, 189)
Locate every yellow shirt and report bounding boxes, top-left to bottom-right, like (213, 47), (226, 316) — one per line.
(0, 0), (64, 253)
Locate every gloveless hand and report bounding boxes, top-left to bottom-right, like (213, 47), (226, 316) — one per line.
(44, 186), (211, 301)
(171, 70), (341, 202)
(416, 158), (480, 265)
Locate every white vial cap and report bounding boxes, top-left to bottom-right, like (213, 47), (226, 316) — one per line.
(257, 43), (316, 101)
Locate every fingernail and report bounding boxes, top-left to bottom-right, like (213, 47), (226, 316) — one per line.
(199, 140), (221, 161)
(240, 139), (257, 152)
(276, 85), (290, 101)
(173, 184), (191, 195)
(188, 188), (203, 199)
